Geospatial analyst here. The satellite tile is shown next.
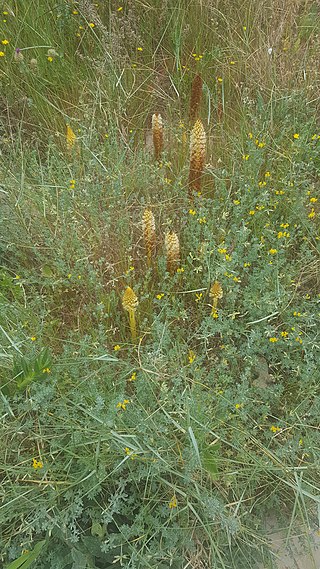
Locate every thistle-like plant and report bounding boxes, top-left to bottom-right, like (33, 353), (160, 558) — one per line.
(209, 281), (223, 316)
(189, 74), (203, 122)
(165, 231), (180, 274)
(152, 113), (164, 161)
(188, 119), (206, 198)
(142, 209), (156, 267)
(122, 287), (139, 341)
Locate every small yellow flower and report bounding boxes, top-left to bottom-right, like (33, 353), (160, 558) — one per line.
(308, 208), (316, 219)
(248, 132), (253, 139)
(265, 171), (271, 177)
(243, 25), (247, 31)
(293, 133), (299, 139)
(42, 367), (51, 373)
(293, 311), (301, 317)
(14, 275), (21, 279)
(217, 77), (223, 82)
(280, 223), (289, 228)
(258, 142), (265, 148)
(72, 10), (79, 14)
(281, 331), (288, 338)
(137, 46), (143, 51)
(116, 398), (130, 410)
(47, 56), (53, 62)
(233, 199), (240, 205)
(212, 309), (219, 318)
(188, 350), (196, 364)
(1, 39), (9, 45)
(269, 337), (278, 343)
(113, 344), (121, 351)
(218, 248), (227, 254)
(177, 267), (184, 273)
(169, 495), (177, 509)
(189, 209), (196, 215)
(129, 372), (137, 382)
(310, 197), (317, 203)
(268, 249), (277, 255)
(156, 293), (164, 300)
(235, 403), (243, 409)
(243, 262), (251, 267)
(32, 458), (43, 469)
(270, 425), (281, 433)
(195, 292), (203, 302)
(0, 51), (5, 57)
(30, 336), (37, 342)
(124, 447), (137, 459)
(242, 154), (249, 160)
(229, 60), (236, 65)
(198, 217), (207, 224)
(249, 210), (255, 215)
(88, 22), (95, 28)
(225, 254), (232, 261)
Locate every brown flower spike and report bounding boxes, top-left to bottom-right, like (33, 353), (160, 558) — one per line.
(209, 281), (223, 316)
(165, 232), (180, 274)
(152, 113), (163, 161)
(189, 74), (203, 123)
(188, 119), (206, 198)
(122, 287), (138, 341)
(142, 209), (156, 267)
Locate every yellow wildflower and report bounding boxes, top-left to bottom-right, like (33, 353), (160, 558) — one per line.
(169, 495), (177, 508)
(293, 133), (299, 139)
(268, 249), (277, 255)
(269, 337), (278, 343)
(270, 426), (281, 433)
(113, 344), (121, 351)
(32, 458), (43, 469)
(188, 350), (196, 364)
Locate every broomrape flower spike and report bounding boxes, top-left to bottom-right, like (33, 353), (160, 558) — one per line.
(188, 119), (206, 199)
(165, 231), (180, 274)
(142, 209), (156, 267)
(152, 113), (163, 161)
(122, 287), (138, 341)
(209, 281), (223, 316)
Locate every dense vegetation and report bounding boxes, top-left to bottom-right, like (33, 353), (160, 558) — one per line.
(0, 1), (319, 568)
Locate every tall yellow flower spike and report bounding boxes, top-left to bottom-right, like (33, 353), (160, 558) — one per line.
(66, 124), (77, 151)
(152, 113), (164, 161)
(122, 287), (139, 341)
(189, 119), (206, 198)
(142, 209), (156, 267)
(209, 281), (223, 316)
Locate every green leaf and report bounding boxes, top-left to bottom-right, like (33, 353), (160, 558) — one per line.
(6, 540), (46, 569)
(201, 444), (221, 480)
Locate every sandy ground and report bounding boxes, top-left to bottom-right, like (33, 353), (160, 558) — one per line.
(259, 512), (320, 569)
